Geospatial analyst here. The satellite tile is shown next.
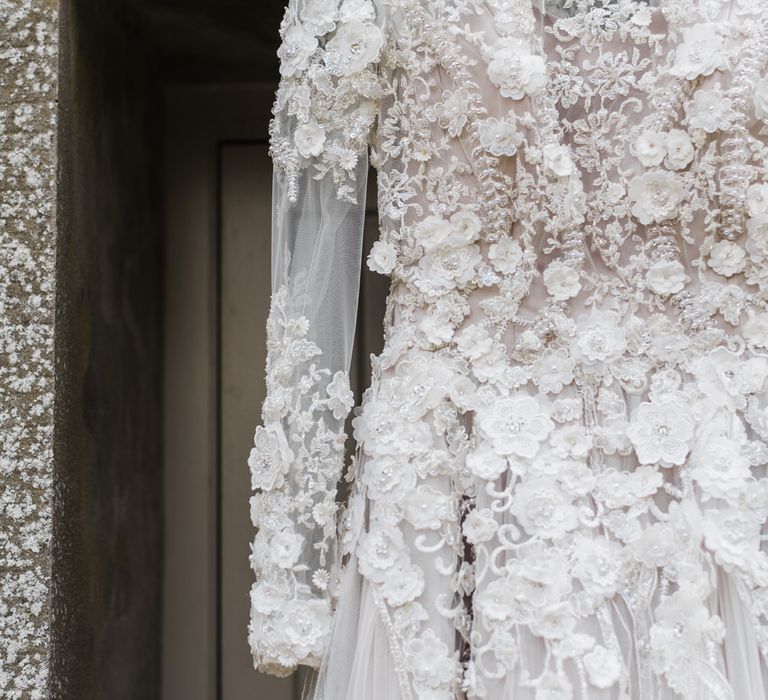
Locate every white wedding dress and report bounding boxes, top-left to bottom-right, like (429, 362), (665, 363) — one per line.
(247, 1), (768, 697)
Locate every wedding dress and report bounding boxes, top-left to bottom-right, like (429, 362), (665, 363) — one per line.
(247, 0), (768, 697)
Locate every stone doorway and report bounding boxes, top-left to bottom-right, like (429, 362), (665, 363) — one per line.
(53, 2), (385, 698)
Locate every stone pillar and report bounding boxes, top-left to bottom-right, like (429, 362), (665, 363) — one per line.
(2, 1), (164, 696)
(0, 1), (58, 698)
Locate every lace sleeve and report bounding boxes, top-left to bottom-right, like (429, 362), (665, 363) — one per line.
(247, 0), (385, 676)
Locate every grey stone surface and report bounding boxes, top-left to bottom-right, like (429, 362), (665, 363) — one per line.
(0, 1), (58, 697)
(51, 1), (163, 697)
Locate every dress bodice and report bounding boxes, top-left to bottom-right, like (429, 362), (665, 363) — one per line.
(250, 2), (768, 697)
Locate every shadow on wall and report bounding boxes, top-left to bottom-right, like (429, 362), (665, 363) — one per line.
(51, 1), (284, 698)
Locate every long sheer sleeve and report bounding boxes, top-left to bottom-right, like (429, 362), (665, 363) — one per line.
(248, 0), (384, 676)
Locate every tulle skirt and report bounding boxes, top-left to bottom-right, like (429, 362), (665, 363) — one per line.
(308, 561), (768, 699)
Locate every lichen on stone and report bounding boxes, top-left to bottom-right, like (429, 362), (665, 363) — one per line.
(0, 1), (58, 697)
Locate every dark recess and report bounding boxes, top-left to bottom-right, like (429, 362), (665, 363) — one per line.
(51, 2), (284, 698)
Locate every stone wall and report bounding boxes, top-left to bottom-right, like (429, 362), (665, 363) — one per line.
(0, 1), (58, 697)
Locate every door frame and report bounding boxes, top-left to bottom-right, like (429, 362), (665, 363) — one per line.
(162, 84), (302, 700)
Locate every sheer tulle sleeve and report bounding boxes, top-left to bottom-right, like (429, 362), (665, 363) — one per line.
(247, 0), (384, 676)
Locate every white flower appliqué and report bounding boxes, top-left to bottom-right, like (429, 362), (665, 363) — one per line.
(627, 397), (695, 466)
(476, 394), (554, 459)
